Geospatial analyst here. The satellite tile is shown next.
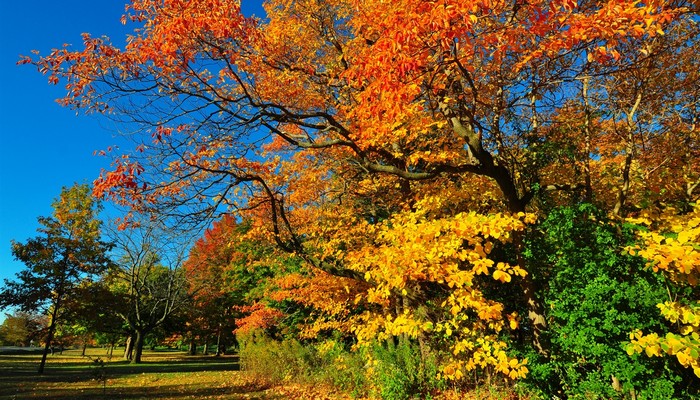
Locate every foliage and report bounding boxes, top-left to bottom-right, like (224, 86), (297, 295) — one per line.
(238, 330), (447, 400)
(1, 184), (111, 312)
(345, 201), (535, 380)
(19, 0), (700, 393)
(626, 205), (700, 381)
(0, 311), (46, 347)
(368, 340), (445, 400)
(0, 184), (112, 373)
(523, 204), (693, 399)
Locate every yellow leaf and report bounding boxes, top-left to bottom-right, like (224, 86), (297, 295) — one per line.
(493, 270), (511, 283)
(645, 344), (661, 357)
(509, 318), (519, 330)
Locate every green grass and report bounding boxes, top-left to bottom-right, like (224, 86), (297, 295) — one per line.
(0, 348), (279, 399)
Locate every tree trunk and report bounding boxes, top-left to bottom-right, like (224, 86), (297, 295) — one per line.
(109, 341), (115, 358)
(582, 76), (594, 203)
(514, 231), (550, 357)
(38, 318), (57, 374)
(38, 296), (62, 374)
(613, 149), (633, 217)
(131, 330), (145, 364)
(188, 338), (196, 355)
(215, 325), (222, 356)
(614, 92), (642, 217)
(123, 335), (134, 361)
(203, 341), (209, 355)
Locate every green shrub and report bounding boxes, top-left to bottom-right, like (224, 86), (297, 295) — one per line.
(238, 330), (448, 399)
(238, 330), (310, 383)
(368, 340), (444, 400)
(522, 204), (693, 399)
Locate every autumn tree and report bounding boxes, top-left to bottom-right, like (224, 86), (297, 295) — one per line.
(23, 0), (700, 385)
(0, 311), (46, 347)
(183, 215), (243, 354)
(183, 215), (315, 349)
(0, 184), (112, 373)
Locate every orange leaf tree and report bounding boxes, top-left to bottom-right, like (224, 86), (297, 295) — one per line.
(24, 0), (699, 383)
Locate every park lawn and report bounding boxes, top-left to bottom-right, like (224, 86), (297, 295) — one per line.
(0, 348), (523, 399)
(0, 348), (350, 400)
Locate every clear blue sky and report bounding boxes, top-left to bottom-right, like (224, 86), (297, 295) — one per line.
(0, 1), (266, 320)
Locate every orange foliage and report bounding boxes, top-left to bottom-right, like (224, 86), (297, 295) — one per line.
(23, 0), (699, 382)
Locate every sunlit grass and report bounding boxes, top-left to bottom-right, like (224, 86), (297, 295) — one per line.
(0, 348), (276, 400)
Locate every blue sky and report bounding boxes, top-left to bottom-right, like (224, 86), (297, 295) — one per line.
(0, 1), (266, 321)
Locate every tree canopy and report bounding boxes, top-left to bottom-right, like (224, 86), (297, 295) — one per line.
(0, 184), (112, 373)
(22, 0), (700, 396)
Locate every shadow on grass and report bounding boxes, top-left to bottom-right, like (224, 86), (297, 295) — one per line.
(1, 382), (281, 400)
(2, 384), (282, 400)
(0, 354), (277, 400)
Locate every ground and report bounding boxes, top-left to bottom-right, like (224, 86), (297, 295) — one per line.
(0, 347), (350, 400)
(0, 348), (524, 399)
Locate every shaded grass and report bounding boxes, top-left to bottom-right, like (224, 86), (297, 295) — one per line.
(0, 348), (279, 399)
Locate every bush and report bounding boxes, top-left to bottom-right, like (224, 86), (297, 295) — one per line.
(368, 340), (444, 400)
(238, 330), (313, 383)
(238, 330), (446, 399)
(522, 204), (692, 399)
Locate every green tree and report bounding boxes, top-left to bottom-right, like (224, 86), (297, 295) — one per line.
(0, 184), (112, 373)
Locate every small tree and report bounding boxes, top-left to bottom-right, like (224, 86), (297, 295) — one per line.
(0, 184), (112, 373)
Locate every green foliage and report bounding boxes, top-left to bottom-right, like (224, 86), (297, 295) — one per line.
(368, 340), (444, 400)
(238, 330), (446, 399)
(238, 330), (309, 383)
(523, 204), (692, 399)
(1, 184), (112, 314)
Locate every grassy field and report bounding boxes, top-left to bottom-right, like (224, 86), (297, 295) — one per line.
(0, 348), (527, 400)
(0, 348), (289, 400)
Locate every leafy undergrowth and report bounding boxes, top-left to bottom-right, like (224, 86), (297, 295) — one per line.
(271, 383), (525, 400)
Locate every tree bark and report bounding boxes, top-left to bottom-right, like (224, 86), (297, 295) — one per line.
(188, 338), (196, 355)
(38, 296), (62, 374)
(132, 330), (145, 364)
(613, 91), (642, 217)
(109, 341), (115, 358)
(582, 77), (594, 203)
(215, 325), (222, 356)
(38, 318), (56, 374)
(513, 231), (549, 357)
(123, 335), (134, 361)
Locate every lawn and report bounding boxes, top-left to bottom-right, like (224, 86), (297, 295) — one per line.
(0, 348), (284, 399)
(0, 348), (526, 399)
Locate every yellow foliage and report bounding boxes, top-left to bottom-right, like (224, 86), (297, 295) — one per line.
(626, 205), (700, 378)
(341, 202), (535, 380)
